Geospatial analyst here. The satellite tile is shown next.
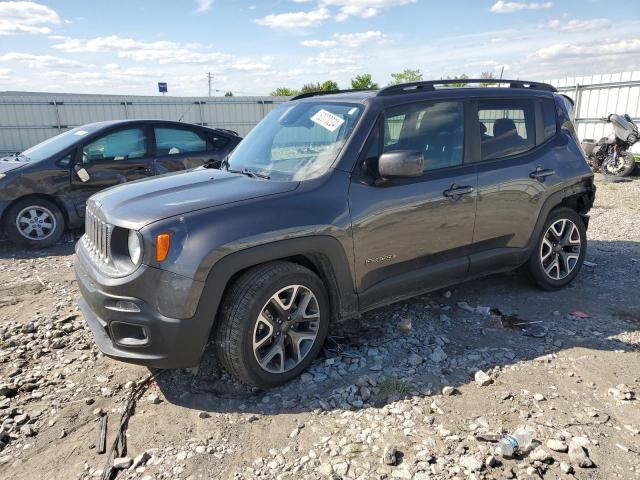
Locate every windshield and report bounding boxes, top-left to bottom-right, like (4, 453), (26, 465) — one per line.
(20, 126), (98, 162)
(226, 101), (363, 181)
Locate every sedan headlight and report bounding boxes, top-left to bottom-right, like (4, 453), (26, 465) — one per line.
(127, 230), (143, 265)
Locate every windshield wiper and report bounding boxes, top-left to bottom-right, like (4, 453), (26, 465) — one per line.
(227, 167), (270, 180)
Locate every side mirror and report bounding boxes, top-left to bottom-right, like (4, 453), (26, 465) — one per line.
(74, 163), (91, 183)
(378, 150), (424, 179)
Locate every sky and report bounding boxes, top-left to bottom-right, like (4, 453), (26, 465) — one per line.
(0, 0), (639, 96)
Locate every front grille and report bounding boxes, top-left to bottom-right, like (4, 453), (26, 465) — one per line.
(83, 207), (112, 264)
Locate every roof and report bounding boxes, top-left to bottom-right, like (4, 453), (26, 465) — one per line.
(291, 79), (557, 103)
(76, 119), (239, 136)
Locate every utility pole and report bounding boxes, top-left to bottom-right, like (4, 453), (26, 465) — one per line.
(207, 72), (212, 97)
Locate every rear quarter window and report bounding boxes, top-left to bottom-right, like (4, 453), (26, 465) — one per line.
(541, 99), (558, 141)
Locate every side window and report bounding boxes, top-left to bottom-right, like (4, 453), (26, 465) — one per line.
(383, 101), (464, 172)
(82, 128), (147, 164)
(155, 128), (207, 156)
(208, 133), (230, 150)
(478, 99), (535, 161)
(541, 99), (558, 141)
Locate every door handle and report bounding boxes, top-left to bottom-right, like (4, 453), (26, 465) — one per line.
(443, 185), (474, 198)
(530, 167), (555, 181)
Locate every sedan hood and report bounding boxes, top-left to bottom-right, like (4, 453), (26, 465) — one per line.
(0, 157), (27, 174)
(90, 167), (299, 230)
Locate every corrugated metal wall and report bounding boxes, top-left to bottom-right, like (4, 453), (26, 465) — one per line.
(545, 71), (640, 153)
(0, 92), (289, 154)
(2, 73), (640, 155)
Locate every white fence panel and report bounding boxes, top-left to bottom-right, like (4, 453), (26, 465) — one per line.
(547, 71), (640, 154)
(0, 92), (289, 154)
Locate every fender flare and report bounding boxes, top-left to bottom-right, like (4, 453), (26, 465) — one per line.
(192, 235), (359, 337)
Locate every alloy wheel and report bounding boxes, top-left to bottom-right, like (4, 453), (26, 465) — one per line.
(252, 284), (320, 374)
(540, 218), (581, 280)
(16, 206), (57, 241)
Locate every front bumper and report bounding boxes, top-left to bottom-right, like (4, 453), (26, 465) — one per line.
(75, 243), (211, 369)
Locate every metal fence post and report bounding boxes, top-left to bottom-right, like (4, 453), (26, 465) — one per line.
(52, 100), (61, 132)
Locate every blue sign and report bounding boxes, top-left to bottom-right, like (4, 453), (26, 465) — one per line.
(158, 82), (168, 93)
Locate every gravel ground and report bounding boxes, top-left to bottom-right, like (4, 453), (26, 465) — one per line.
(0, 174), (638, 480)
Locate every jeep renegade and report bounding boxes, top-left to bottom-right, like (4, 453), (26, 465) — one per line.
(75, 79), (595, 388)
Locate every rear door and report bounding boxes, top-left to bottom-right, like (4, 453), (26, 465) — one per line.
(349, 99), (478, 309)
(468, 95), (561, 275)
(153, 125), (221, 174)
(70, 125), (154, 217)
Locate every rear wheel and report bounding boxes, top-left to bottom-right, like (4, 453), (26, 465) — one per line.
(214, 261), (330, 389)
(5, 198), (65, 248)
(527, 208), (586, 291)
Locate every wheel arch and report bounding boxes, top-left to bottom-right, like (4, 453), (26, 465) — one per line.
(1, 193), (70, 229)
(524, 180), (594, 257)
(193, 236), (359, 341)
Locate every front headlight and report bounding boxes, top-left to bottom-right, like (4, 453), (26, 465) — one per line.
(127, 230), (142, 265)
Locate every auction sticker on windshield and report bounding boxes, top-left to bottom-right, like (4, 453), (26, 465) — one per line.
(311, 109), (345, 132)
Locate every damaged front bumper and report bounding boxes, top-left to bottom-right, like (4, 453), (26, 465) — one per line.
(75, 241), (211, 369)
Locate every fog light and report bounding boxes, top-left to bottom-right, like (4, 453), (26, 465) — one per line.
(105, 300), (141, 313)
(110, 321), (148, 347)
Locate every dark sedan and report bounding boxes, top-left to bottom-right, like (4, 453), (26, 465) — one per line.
(0, 120), (241, 247)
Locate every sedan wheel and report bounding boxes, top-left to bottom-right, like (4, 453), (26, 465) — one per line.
(16, 205), (57, 241)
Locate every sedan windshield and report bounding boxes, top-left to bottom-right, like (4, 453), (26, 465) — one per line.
(20, 126), (99, 162)
(226, 101), (363, 181)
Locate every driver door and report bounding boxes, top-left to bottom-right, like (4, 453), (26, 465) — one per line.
(70, 126), (154, 217)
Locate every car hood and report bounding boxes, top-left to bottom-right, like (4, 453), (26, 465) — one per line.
(0, 157), (27, 174)
(90, 167), (299, 230)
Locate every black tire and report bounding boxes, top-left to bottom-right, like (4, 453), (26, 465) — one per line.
(214, 261), (330, 389)
(527, 207), (587, 291)
(601, 152), (637, 178)
(5, 198), (65, 248)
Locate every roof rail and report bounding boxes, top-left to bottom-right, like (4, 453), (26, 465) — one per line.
(290, 88), (373, 101)
(377, 79), (557, 96)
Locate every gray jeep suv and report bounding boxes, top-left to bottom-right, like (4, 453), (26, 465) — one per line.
(75, 79), (595, 388)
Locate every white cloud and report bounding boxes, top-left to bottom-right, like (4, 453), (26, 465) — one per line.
(255, 7), (331, 28)
(194, 0), (213, 12)
(305, 50), (361, 66)
(547, 18), (610, 33)
(0, 1), (60, 35)
(52, 35), (233, 65)
(320, 0), (415, 21)
(0, 67), (12, 78)
(490, 1), (552, 13)
(534, 38), (640, 60)
(0, 52), (82, 69)
(301, 30), (390, 49)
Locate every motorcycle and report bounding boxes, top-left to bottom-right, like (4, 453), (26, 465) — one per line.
(581, 113), (638, 177)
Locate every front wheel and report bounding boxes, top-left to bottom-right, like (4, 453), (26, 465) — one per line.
(527, 208), (587, 291)
(602, 152), (636, 177)
(214, 261), (330, 388)
(5, 198), (65, 248)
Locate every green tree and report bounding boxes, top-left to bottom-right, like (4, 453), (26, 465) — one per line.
(480, 71), (495, 87)
(443, 73), (469, 87)
(224, 91), (234, 97)
(270, 87), (299, 96)
(390, 69), (423, 85)
(321, 79), (339, 91)
(350, 73), (379, 90)
(300, 82), (323, 94)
